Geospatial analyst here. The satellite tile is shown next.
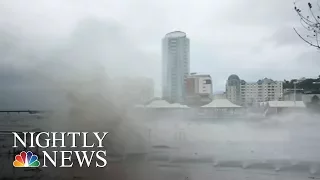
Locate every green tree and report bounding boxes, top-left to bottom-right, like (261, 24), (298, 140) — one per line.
(283, 77), (320, 90)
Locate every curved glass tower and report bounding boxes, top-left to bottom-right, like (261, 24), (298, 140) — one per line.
(162, 31), (190, 103)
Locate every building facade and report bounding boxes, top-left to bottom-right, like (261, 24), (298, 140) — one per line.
(185, 73), (213, 106)
(162, 31), (190, 103)
(226, 75), (284, 106)
(226, 74), (241, 105)
(240, 78), (283, 106)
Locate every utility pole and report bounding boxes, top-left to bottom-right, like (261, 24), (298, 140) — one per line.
(148, 128), (151, 151)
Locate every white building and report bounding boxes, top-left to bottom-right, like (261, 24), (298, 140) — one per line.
(226, 74), (241, 105)
(226, 75), (284, 106)
(162, 31), (190, 103)
(240, 78), (283, 106)
(186, 73), (212, 95)
(184, 73), (213, 106)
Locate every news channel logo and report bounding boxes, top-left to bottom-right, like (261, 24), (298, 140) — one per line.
(12, 132), (109, 168)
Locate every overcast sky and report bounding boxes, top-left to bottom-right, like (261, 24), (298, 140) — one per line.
(0, 0), (320, 95)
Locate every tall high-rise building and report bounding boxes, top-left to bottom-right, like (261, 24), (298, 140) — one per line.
(162, 31), (190, 103)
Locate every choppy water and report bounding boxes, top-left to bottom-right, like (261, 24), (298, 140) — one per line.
(1, 112), (320, 179)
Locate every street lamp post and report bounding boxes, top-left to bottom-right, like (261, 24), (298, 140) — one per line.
(293, 82), (298, 104)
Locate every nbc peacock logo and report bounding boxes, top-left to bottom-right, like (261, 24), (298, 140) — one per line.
(13, 151), (40, 167)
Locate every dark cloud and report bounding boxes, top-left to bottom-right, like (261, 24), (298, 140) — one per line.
(0, 17), (160, 109)
(31, 18), (160, 78)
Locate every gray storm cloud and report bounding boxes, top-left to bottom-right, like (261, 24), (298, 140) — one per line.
(1, 0), (320, 91)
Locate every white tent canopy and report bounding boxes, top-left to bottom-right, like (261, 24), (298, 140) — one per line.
(267, 101), (306, 108)
(170, 103), (189, 108)
(201, 99), (242, 108)
(145, 100), (189, 108)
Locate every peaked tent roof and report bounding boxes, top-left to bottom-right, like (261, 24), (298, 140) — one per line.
(145, 100), (189, 108)
(201, 99), (242, 108)
(171, 103), (189, 108)
(267, 101), (306, 108)
(146, 100), (170, 108)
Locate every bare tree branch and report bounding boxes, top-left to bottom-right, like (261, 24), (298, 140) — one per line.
(309, 3), (320, 24)
(294, 0), (320, 49)
(316, 31), (320, 46)
(293, 28), (320, 48)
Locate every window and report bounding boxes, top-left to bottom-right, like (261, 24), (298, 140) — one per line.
(205, 79), (212, 84)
